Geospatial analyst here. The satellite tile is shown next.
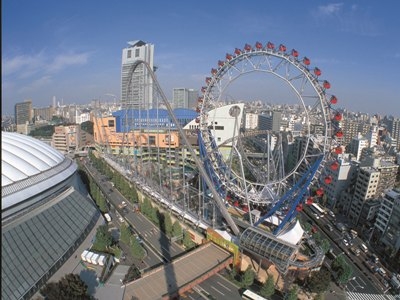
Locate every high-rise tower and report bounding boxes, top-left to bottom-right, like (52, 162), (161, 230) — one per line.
(121, 40), (154, 109)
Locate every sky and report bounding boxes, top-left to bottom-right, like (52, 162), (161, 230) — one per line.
(2, 1), (400, 117)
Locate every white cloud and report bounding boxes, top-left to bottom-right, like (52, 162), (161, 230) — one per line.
(19, 76), (53, 94)
(47, 52), (90, 73)
(312, 3), (380, 37)
(316, 3), (343, 16)
(2, 52), (45, 78)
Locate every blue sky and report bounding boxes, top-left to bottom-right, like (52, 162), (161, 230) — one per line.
(2, 1), (399, 117)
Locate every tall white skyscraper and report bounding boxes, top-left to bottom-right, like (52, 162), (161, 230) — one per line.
(121, 40), (154, 109)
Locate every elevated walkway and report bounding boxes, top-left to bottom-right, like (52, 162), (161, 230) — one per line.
(123, 242), (233, 300)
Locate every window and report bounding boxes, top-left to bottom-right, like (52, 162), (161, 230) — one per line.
(149, 136), (156, 145)
(127, 50), (132, 59)
(135, 49), (140, 57)
(108, 120), (115, 127)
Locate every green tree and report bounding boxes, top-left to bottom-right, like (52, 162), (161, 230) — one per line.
(284, 286), (298, 300)
(97, 193), (108, 213)
(130, 186), (139, 203)
(306, 267), (331, 293)
(92, 225), (112, 251)
(164, 213), (173, 237)
(172, 220), (182, 238)
(183, 230), (195, 249)
(120, 223), (131, 244)
(130, 236), (145, 259)
(260, 274), (275, 298)
(40, 273), (92, 300)
(241, 265), (255, 288)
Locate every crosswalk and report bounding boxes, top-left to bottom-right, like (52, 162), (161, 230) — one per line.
(347, 292), (400, 300)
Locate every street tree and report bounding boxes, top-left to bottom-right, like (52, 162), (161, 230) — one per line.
(241, 265), (255, 288)
(260, 274), (275, 298)
(40, 273), (92, 300)
(92, 225), (112, 251)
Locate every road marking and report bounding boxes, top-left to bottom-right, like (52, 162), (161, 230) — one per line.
(211, 285), (224, 296)
(217, 281), (231, 291)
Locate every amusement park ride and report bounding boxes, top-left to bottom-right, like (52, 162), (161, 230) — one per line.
(101, 41), (344, 274)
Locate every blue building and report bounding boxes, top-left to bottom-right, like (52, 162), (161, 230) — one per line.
(113, 108), (198, 132)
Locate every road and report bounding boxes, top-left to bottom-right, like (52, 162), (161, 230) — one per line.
(303, 207), (391, 296)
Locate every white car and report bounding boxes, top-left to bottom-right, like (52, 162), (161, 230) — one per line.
(119, 216), (125, 223)
(343, 239), (349, 246)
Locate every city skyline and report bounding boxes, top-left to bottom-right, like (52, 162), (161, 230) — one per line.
(2, 1), (400, 117)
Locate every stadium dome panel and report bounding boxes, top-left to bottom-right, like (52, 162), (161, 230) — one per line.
(1, 131), (101, 300)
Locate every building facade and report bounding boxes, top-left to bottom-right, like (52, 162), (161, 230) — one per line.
(121, 40), (154, 109)
(172, 88), (198, 109)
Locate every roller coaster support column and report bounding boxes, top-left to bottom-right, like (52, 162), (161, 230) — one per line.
(134, 60), (241, 236)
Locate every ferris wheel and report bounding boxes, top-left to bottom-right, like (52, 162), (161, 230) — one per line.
(197, 42), (343, 223)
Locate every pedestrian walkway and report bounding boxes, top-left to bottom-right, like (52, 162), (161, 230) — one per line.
(347, 292), (399, 300)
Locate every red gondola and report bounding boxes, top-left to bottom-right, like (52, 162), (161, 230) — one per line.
(218, 60), (225, 67)
(291, 49), (299, 57)
(306, 197), (314, 205)
(234, 201), (239, 207)
(244, 44), (252, 51)
(335, 130), (344, 138)
(198, 97), (203, 103)
(279, 44), (287, 52)
(201, 86), (207, 93)
(242, 205), (249, 212)
(334, 112), (342, 121)
(323, 80), (331, 89)
(314, 67), (321, 77)
(205, 77), (212, 84)
(234, 48), (242, 55)
(267, 41), (275, 49)
(324, 176), (333, 184)
(330, 95), (338, 105)
(335, 146), (343, 155)
(303, 57), (311, 66)
(196, 107), (201, 113)
(255, 41), (263, 49)
(331, 161), (339, 170)
(316, 188), (324, 196)
(195, 117), (200, 123)
(296, 204), (303, 212)
(226, 53), (233, 60)
(211, 68), (217, 75)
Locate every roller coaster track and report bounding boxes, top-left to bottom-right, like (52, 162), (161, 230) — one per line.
(125, 60), (240, 236)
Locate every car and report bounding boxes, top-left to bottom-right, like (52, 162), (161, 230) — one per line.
(313, 213), (320, 219)
(328, 211), (335, 218)
(325, 224), (334, 231)
(119, 216), (125, 223)
(343, 239), (349, 246)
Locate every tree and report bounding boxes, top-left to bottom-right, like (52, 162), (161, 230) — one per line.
(241, 265), (255, 288)
(306, 267), (331, 293)
(164, 213), (173, 237)
(172, 220), (182, 238)
(130, 186), (139, 203)
(92, 225), (112, 251)
(40, 273), (92, 300)
(130, 236), (145, 259)
(260, 274), (275, 298)
(183, 230), (195, 249)
(97, 193), (108, 213)
(120, 223), (131, 244)
(284, 286), (298, 300)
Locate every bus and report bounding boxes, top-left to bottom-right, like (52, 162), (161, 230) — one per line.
(242, 289), (268, 300)
(310, 203), (326, 218)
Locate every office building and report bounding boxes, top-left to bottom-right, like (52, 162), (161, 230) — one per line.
(121, 40), (154, 109)
(173, 88), (198, 109)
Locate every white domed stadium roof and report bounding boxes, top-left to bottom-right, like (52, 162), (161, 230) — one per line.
(2, 132), (65, 186)
(2, 132), (76, 211)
